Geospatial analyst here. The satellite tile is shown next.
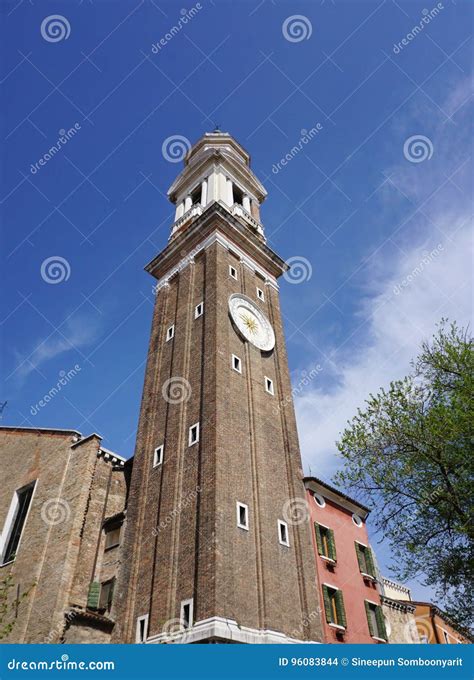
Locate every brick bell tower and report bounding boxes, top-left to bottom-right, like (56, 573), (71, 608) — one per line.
(113, 132), (322, 644)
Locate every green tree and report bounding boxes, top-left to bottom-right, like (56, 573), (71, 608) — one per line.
(335, 321), (473, 629)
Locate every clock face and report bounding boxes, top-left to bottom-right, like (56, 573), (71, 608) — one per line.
(228, 294), (275, 351)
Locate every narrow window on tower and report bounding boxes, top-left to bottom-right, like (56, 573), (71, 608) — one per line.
(136, 614), (149, 643)
(0, 481), (36, 565)
(188, 423), (200, 447)
(153, 445), (164, 468)
(257, 287), (265, 301)
(278, 519), (289, 547)
(265, 377), (274, 395)
(322, 585), (347, 629)
(194, 302), (203, 318)
(232, 354), (242, 374)
(236, 502), (249, 530)
(364, 601), (388, 641)
(166, 325), (175, 342)
(229, 265), (237, 280)
(180, 599), (194, 630)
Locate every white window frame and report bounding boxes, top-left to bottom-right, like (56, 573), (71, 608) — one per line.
(153, 445), (164, 468)
(0, 480), (37, 565)
(313, 492), (326, 508)
(194, 302), (203, 318)
(232, 354), (242, 374)
(136, 614), (149, 643)
(229, 265), (237, 280)
(265, 377), (274, 395)
(278, 519), (289, 547)
(188, 422), (200, 447)
(180, 598), (194, 630)
(166, 325), (175, 342)
(256, 287), (265, 301)
(236, 502), (249, 530)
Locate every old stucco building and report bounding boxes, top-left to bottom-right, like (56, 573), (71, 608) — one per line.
(0, 426), (129, 643)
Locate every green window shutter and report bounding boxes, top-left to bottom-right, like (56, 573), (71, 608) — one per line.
(355, 542), (365, 572)
(322, 585), (332, 624)
(366, 547), (376, 577)
(328, 529), (337, 562)
(335, 590), (346, 628)
(87, 581), (100, 610)
(314, 523), (323, 555)
(375, 606), (388, 640)
(365, 601), (375, 637)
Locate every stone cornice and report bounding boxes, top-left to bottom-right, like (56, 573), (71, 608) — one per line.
(381, 596), (416, 613)
(145, 202), (287, 285)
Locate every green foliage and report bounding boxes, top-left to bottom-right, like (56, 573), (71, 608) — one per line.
(0, 574), (34, 640)
(335, 320), (473, 629)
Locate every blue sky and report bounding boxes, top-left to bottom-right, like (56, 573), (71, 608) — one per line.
(1, 0), (472, 602)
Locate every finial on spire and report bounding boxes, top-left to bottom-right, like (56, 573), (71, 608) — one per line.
(213, 123), (221, 132)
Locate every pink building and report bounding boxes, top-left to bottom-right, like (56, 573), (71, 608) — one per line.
(304, 477), (387, 644)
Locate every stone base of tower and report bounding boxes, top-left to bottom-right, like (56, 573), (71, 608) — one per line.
(146, 616), (318, 644)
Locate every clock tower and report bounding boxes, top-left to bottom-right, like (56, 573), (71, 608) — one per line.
(113, 132), (323, 644)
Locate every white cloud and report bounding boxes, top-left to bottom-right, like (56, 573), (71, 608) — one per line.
(295, 216), (472, 478)
(12, 314), (100, 382)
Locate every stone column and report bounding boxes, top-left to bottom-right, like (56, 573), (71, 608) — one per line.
(201, 179), (208, 206)
(226, 177), (233, 206)
(243, 194), (251, 213)
(184, 195), (192, 212)
(175, 201), (184, 220)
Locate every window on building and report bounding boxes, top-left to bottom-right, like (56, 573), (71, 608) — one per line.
(136, 615), (149, 643)
(153, 445), (164, 468)
(1, 481), (36, 565)
(314, 523), (337, 562)
(195, 302), (203, 318)
(99, 578), (115, 612)
(188, 423), (199, 446)
(352, 513), (363, 527)
(322, 585), (346, 629)
(364, 601), (388, 641)
(236, 502), (249, 530)
(233, 185), (244, 206)
(313, 493), (326, 508)
(355, 542), (376, 577)
(278, 519), (289, 547)
(166, 325), (175, 342)
(180, 599), (194, 630)
(257, 287), (264, 301)
(265, 377), (274, 395)
(232, 354), (242, 373)
(104, 524), (122, 550)
(229, 265), (237, 280)
(190, 185), (202, 206)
